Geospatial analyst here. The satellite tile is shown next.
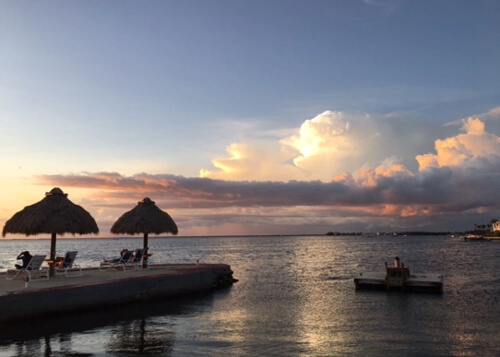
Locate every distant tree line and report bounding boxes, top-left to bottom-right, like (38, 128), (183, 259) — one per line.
(325, 231), (453, 236)
(474, 218), (499, 237)
(326, 218), (500, 237)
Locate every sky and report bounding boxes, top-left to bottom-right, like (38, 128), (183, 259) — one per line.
(1, 0), (499, 237)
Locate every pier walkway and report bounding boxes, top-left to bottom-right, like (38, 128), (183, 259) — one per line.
(0, 264), (235, 322)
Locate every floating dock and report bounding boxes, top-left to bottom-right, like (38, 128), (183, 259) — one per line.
(354, 271), (444, 293)
(0, 264), (236, 322)
(354, 258), (443, 293)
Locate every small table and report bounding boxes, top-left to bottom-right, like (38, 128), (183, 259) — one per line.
(45, 257), (63, 267)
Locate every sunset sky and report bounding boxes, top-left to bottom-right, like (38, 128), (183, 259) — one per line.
(1, 0), (499, 237)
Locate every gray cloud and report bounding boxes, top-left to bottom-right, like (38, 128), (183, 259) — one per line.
(35, 164), (498, 215)
(33, 112), (500, 234)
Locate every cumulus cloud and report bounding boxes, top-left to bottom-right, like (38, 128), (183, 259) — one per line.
(201, 111), (382, 182)
(199, 143), (298, 182)
(281, 111), (352, 158)
(416, 117), (500, 170)
(32, 108), (500, 234)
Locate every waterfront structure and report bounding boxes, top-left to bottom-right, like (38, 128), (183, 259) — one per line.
(111, 197), (178, 268)
(354, 257), (443, 293)
(1, 263), (236, 322)
(2, 188), (99, 277)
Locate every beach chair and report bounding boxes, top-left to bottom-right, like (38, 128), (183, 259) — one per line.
(124, 248), (146, 270)
(6, 254), (49, 281)
(55, 251), (82, 278)
(99, 249), (133, 270)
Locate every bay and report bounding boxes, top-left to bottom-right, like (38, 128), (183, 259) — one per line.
(0, 235), (498, 356)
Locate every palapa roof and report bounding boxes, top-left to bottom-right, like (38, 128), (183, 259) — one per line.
(2, 187), (99, 237)
(111, 197), (178, 235)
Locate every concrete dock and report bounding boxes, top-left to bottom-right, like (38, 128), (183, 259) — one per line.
(0, 264), (236, 322)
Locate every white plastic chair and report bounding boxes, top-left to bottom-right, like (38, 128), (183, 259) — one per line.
(55, 251), (82, 278)
(6, 255), (49, 281)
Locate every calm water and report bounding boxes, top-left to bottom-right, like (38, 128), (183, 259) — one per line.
(0, 235), (498, 356)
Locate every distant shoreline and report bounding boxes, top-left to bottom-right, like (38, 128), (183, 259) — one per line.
(1, 231), (467, 240)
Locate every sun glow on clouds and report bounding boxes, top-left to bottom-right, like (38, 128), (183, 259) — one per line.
(15, 108), (500, 235)
(282, 111), (352, 159)
(339, 158), (414, 188)
(199, 143), (298, 181)
(416, 117), (500, 170)
(201, 111), (380, 182)
(280, 111), (363, 179)
(201, 111), (499, 190)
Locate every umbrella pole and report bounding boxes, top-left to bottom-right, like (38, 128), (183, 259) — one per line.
(49, 232), (56, 277)
(143, 233), (148, 268)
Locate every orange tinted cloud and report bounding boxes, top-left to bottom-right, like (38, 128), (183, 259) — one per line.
(199, 143), (298, 181)
(28, 109), (500, 235)
(201, 111), (381, 182)
(417, 118), (500, 170)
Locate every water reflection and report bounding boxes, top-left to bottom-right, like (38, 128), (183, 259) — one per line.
(106, 318), (174, 355)
(0, 292), (218, 356)
(1, 236), (498, 356)
(12, 339), (43, 357)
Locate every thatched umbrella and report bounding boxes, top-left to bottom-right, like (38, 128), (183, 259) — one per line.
(111, 197), (178, 267)
(2, 187), (99, 276)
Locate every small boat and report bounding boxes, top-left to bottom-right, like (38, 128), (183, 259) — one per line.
(354, 257), (443, 293)
(462, 234), (487, 241)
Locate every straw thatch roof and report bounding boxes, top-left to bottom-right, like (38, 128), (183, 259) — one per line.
(111, 197), (178, 235)
(2, 187), (99, 237)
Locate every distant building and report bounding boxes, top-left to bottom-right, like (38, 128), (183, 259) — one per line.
(493, 221), (500, 232)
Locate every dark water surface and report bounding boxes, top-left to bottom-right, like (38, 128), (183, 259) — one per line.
(0, 235), (498, 356)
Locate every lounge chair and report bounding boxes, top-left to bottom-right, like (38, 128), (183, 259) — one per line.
(99, 249), (134, 270)
(55, 251), (82, 277)
(6, 254), (49, 281)
(124, 248), (146, 270)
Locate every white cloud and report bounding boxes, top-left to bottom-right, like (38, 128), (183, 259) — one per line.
(281, 111), (353, 161)
(199, 142), (299, 181)
(201, 110), (382, 182)
(480, 106), (500, 120)
(26, 107), (500, 235)
(416, 117), (500, 170)
(444, 106), (500, 127)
